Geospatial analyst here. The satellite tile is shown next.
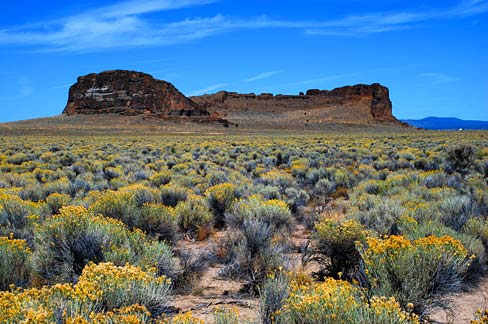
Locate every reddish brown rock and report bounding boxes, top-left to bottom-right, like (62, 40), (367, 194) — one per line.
(192, 83), (403, 126)
(62, 70), (405, 128)
(304, 83), (395, 122)
(63, 70), (209, 117)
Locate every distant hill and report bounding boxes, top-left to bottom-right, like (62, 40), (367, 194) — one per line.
(402, 117), (488, 130)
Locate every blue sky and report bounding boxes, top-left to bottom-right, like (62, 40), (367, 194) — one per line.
(0, 0), (487, 122)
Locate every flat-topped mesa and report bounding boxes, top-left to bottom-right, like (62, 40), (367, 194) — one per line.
(63, 70), (209, 117)
(305, 83), (395, 122)
(192, 83), (400, 124)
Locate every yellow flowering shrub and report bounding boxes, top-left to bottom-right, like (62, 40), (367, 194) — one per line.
(175, 194), (214, 240)
(311, 219), (369, 281)
(0, 192), (40, 240)
(278, 278), (418, 324)
(290, 159), (309, 177)
(77, 262), (171, 315)
(213, 306), (241, 324)
(89, 190), (138, 226)
(227, 195), (292, 232)
(150, 170), (173, 187)
(67, 304), (151, 323)
(139, 203), (179, 243)
(0, 236), (31, 290)
(260, 170), (293, 189)
(471, 308), (488, 324)
(164, 311), (204, 324)
(33, 206), (174, 285)
(0, 263), (167, 322)
(361, 235), (471, 316)
(45, 192), (71, 215)
(205, 183), (236, 228)
(159, 184), (189, 207)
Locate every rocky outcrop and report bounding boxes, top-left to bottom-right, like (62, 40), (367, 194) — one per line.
(304, 83), (395, 122)
(63, 70), (209, 118)
(192, 83), (402, 125)
(62, 70), (404, 128)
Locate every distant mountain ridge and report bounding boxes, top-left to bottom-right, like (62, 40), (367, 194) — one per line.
(402, 117), (488, 130)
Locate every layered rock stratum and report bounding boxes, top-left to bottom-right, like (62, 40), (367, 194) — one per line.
(63, 70), (405, 128)
(192, 83), (403, 126)
(63, 70), (209, 118)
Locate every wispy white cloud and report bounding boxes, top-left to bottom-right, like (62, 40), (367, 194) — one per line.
(420, 72), (460, 84)
(0, 0), (486, 52)
(453, 0), (488, 15)
(187, 82), (228, 96)
(243, 71), (281, 82)
(0, 0), (217, 51)
(304, 0), (488, 36)
(91, 0), (216, 18)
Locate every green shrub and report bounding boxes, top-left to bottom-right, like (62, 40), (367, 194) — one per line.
(175, 195), (214, 240)
(446, 144), (476, 176)
(309, 218), (369, 282)
(439, 195), (476, 231)
(351, 196), (405, 235)
(160, 184), (189, 207)
(227, 196), (293, 233)
(45, 192), (71, 215)
(0, 193), (39, 241)
(0, 236), (31, 290)
(205, 183), (236, 229)
(259, 270), (290, 324)
(220, 218), (286, 293)
(33, 206), (174, 284)
(256, 185), (282, 200)
(213, 307), (242, 324)
(89, 190), (138, 228)
(278, 278), (419, 324)
(6, 153), (30, 165)
(139, 203), (179, 244)
(77, 262), (171, 316)
(284, 188), (309, 213)
(464, 217), (488, 248)
(313, 178), (336, 197)
(360, 235), (472, 317)
(150, 170), (172, 187)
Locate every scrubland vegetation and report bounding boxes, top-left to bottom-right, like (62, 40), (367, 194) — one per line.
(0, 132), (487, 323)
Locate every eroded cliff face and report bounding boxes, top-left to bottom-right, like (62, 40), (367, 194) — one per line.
(62, 71), (404, 128)
(192, 83), (401, 125)
(63, 70), (209, 117)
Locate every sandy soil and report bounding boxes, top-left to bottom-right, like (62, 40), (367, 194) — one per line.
(167, 224), (312, 323)
(165, 204), (487, 324)
(430, 276), (488, 324)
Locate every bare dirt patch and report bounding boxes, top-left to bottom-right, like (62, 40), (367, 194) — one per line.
(430, 276), (488, 324)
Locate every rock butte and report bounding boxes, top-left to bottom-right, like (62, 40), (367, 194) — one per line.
(63, 70), (211, 118)
(192, 84), (403, 126)
(63, 70), (405, 127)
